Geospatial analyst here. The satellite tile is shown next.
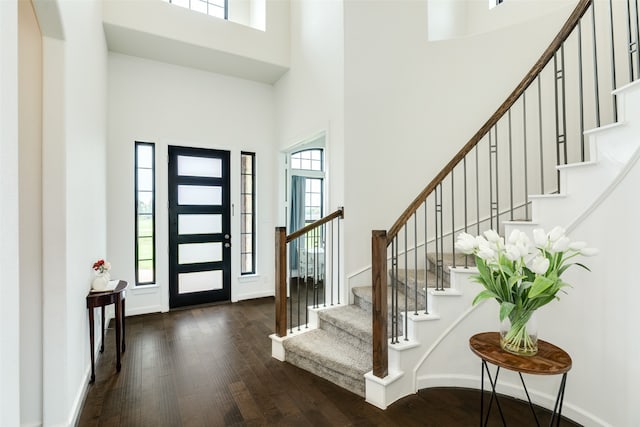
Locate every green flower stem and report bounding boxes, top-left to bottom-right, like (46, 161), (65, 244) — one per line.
(502, 310), (537, 355)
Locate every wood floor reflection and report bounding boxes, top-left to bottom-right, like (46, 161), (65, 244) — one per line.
(78, 297), (581, 426)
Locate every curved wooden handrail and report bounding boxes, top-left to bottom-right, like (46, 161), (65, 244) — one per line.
(387, 0), (592, 241)
(286, 207), (344, 242)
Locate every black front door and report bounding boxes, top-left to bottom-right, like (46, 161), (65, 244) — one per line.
(168, 146), (231, 308)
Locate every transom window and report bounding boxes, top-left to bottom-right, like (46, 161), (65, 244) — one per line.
(167, 0), (227, 20)
(291, 149), (323, 171)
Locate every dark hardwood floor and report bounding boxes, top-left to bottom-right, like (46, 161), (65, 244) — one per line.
(78, 297), (581, 426)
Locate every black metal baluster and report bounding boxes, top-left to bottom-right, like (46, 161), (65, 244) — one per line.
(437, 183), (444, 291)
(609, 0), (619, 121)
(424, 200), (429, 314)
(404, 225), (408, 340)
(508, 109), (514, 221)
(627, 0), (635, 81)
(330, 220), (334, 306)
(319, 223), (327, 307)
(289, 242), (293, 333)
(522, 94), (530, 220)
(390, 238), (396, 344)
(305, 233), (309, 327)
(414, 213), (418, 315)
(312, 228), (317, 309)
(435, 185), (441, 290)
(591, 2), (602, 127)
(554, 48), (567, 192)
(297, 239), (301, 330)
(561, 43), (568, 168)
(538, 75), (546, 194)
(635, 0), (640, 78)
(393, 237), (399, 343)
(451, 169), (456, 268)
(578, 20), (586, 162)
(489, 128), (499, 231)
(464, 156), (469, 267)
(336, 216), (342, 305)
(475, 145), (480, 236)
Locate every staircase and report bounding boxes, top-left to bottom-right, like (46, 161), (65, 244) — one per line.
(272, 1), (640, 425)
(280, 253), (459, 396)
(280, 77), (640, 412)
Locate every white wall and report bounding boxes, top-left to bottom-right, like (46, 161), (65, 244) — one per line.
(107, 53), (277, 313)
(427, 0), (570, 41)
(61, 1), (109, 424)
(36, 0), (109, 424)
(18, 0), (43, 424)
(103, 0), (288, 66)
(274, 0), (345, 221)
(427, 0), (468, 41)
(465, 0), (571, 36)
(102, 0), (289, 83)
(565, 157), (640, 426)
(342, 0), (575, 278)
(0, 1), (21, 425)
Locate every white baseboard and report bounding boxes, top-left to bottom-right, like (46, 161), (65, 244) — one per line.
(233, 290), (274, 302)
(67, 364), (92, 427)
(125, 305), (163, 316)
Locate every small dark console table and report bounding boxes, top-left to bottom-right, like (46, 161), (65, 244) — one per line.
(86, 280), (127, 383)
(469, 332), (572, 427)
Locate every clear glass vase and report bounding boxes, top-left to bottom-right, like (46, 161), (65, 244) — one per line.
(499, 309), (538, 356)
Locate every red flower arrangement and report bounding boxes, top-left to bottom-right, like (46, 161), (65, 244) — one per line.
(92, 259), (111, 274)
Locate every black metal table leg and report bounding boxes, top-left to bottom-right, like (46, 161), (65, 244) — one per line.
(482, 361), (507, 427)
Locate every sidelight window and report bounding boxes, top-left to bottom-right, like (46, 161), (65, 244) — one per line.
(135, 142), (156, 285)
(241, 152), (256, 275)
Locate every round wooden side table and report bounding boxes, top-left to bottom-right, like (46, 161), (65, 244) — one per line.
(469, 332), (572, 426)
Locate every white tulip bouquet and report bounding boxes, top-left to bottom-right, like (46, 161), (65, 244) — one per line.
(456, 226), (597, 355)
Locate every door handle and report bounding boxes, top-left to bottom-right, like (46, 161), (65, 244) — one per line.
(225, 234), (230, 240)
(224, 243), (231, 248)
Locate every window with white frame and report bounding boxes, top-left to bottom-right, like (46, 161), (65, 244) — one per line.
(167, 0), (227, 20)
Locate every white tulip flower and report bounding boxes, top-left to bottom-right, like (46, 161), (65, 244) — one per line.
(455, 232), (477, 255)
(508, 229), (521, 245)
(551, 236), (571, 252)
(568, 241), (587, 251)
(580, 247), (599, 256)
(548, 226), (566, 242)
(477, 244), (496, 261)
(505, 244), (521, 261)
(484, 229), (501, 243)
(532, 228), (547, 248)
(515, 240), (531, 257)
(475, 235), (489, 248)
(527, 255), (550, 275)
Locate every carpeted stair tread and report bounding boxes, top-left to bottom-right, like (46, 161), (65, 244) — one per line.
(317, 305), (371, 345)
(391, 268), (449, 289)
(352, 285), (426, 313)
(426, 252), (476, 270)
(283, 328), (370, 396)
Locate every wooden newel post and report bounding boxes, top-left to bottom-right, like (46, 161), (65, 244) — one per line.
(372, 230), (388, 378)
(275, 227), (287, 337)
